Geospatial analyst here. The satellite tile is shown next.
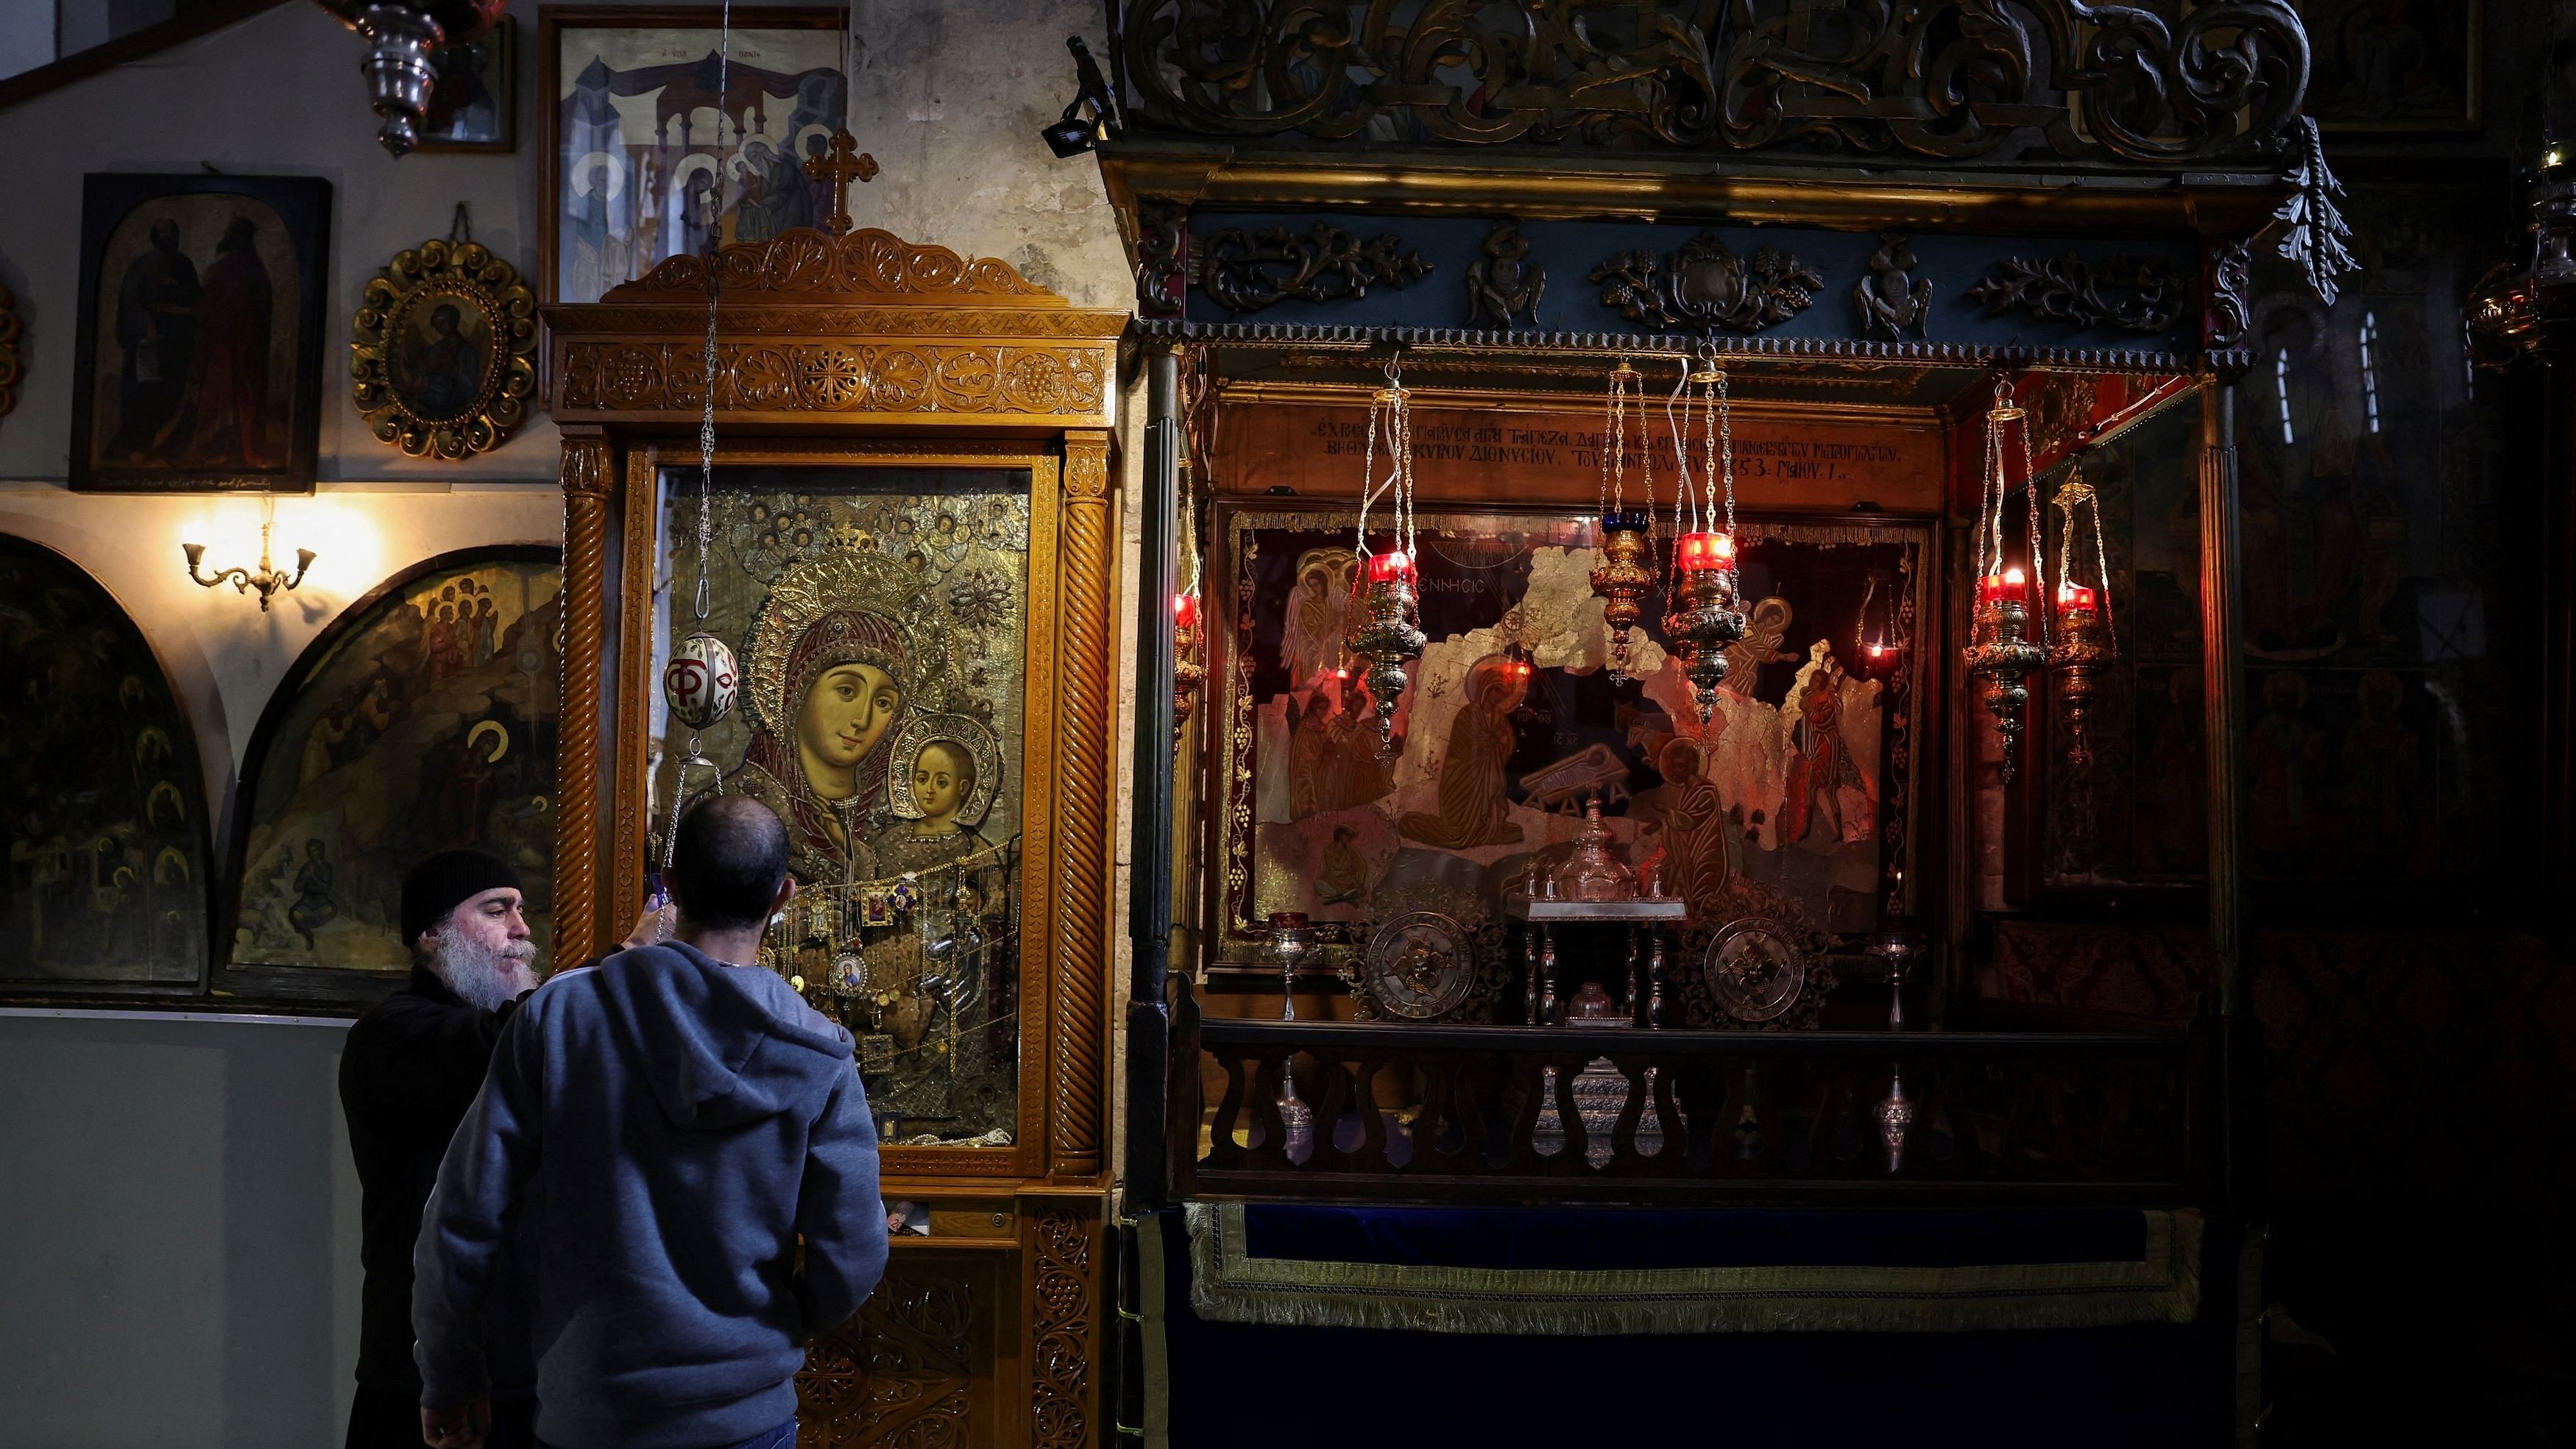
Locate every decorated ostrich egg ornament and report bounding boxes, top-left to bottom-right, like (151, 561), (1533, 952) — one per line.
(663, 631), (739, 731)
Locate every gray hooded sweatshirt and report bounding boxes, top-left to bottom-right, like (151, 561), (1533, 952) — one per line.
(413, 941), (888, 1449)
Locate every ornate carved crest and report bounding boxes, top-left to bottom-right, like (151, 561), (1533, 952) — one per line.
(350, 238), (538, 460)
(1133, 198), (1189, 317)
(1465, 220), (1545, 328)
(1118, 0), (2310, 168)
(615, 227), (1055, 302)
(2207, 238), (2254, 348)
(1196, 222), (1433, 313)
(1853, 233), (1933, 341)
(1964, 254), (2187, 333)
(1591, 231), (1822, 335)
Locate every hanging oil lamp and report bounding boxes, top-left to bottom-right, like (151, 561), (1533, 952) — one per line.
(1852, 574), (1907, 681)
(1963, 378), (2049, 784)
(1588, 360), (1657, 681)
(2048, 470), (2117, 770)
(1344, 358), (1426, 753)
(1661, 356), (1747, 725)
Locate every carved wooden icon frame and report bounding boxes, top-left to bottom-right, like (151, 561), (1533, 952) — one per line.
(544, 223), (1122, 1447)
(350, 238), (539, 459)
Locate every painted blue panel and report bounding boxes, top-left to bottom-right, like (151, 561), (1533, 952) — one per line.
(1184, 213), (2200, 353)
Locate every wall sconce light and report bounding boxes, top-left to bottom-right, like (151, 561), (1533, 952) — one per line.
(183, 520), (315, 612)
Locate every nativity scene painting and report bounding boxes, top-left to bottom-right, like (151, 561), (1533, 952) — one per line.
(1222, 509), (1924, 956)
(227, 551), (562, 977)
(651, 468), (1031, 1144)
(548, 17), (849, 304)
(0, 535), (210, 991)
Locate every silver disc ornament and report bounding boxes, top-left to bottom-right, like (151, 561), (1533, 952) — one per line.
(1702, 918), (1808, 1024)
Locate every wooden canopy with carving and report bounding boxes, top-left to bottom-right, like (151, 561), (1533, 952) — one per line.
(544, 227), (1128, 431)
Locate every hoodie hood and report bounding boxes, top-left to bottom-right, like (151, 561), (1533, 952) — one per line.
(583, 942), (855, 1130)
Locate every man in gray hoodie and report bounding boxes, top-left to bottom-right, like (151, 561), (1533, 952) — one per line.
(413, 796), (888, 1449)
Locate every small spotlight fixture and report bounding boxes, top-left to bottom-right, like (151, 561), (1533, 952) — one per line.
(1041, 35), (1119, 159)
(184, 520), (315, 612)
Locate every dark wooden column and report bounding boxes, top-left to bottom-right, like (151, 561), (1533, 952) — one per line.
(2196, 366), (2259, 1208)
(1123, 347), (1180, 1209)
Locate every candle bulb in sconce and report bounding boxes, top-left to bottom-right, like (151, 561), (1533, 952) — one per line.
(1365, 550), (1414, 585)
(1675, 531), (1735, 573)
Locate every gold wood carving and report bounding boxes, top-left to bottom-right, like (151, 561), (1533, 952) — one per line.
(1051, 433), (1113, 1174)
(612, 227), (1056, 302)
(1027, 1204), (1097, 1448)
(554, 433), (613, 960)
(556, 341), (1109, 420)
(349, 238), (538, 459)
(801, 1261), (984, 1448)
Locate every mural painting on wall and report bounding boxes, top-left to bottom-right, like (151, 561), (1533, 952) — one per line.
(2301, 0), (2480, 132)
(542, 10), (849, 305)
(69, 174), (330, 494)
(0, 536), (210, 990)
(228, 553), (562, 976)
(2041, 183), (2521, 890)
(651, 468), (1030, 1144)
(1215, 507), (1926, 957)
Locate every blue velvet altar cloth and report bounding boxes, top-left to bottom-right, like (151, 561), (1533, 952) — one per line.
(1146, 1204), (2234, 1448)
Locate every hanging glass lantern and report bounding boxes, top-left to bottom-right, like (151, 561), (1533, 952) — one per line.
(1851, 573), (1907, 681)
(1345, 360), (1427, 753)
(2047, 470), (2117, 770)
(1964, 380), (2049, 784)
(1661, 358), (1747, 725)
(1588, 361), (1658, 681)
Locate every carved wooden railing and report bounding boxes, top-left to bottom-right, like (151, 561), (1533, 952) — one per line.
(1172, 983), (2214, 1205)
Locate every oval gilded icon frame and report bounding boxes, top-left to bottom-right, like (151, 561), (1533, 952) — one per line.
(350, 238), (537, 459)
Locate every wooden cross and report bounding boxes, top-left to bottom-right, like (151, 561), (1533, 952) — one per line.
(803, 129), (880, 237)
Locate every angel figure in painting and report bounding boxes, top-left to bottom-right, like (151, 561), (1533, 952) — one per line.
(1780, 647), (1874, 852)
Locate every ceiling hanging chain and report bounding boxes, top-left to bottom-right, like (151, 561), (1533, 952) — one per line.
(1590, 358), (1657, 681)
(1660, 346), (1747, 726)
(1964, 375), (2048, 784)
(659, 0), (742, 868)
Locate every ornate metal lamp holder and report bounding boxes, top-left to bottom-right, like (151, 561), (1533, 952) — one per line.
(1663, 358), (1747, 723)
(183, 517), (313, 612)
(2047, 470), (2117, 770)
(1344, 361), (1427, 753)
(1588, 361), (1660, 680)
(1964, 382), (2048, 783)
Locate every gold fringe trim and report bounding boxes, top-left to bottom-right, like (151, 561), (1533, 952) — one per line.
(1185, 1202), (2201, 1336)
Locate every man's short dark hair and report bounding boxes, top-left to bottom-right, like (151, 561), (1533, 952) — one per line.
(670, 796), (790, 931)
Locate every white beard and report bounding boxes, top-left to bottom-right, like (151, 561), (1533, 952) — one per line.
(430, 932), (540, 1011)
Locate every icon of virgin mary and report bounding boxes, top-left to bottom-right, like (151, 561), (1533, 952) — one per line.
(729, 550), (943, 886)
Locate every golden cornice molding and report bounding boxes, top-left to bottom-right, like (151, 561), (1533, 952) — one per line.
(1097, 144), (2293, 239)
(608, 227), (1061, 305)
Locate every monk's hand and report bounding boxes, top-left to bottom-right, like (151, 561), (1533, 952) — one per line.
(420, 1399), (489, 1449)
